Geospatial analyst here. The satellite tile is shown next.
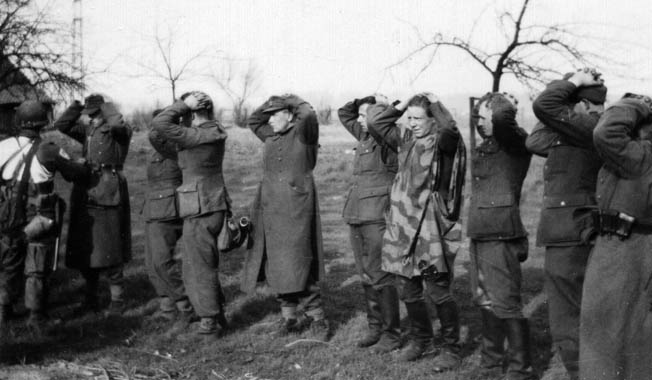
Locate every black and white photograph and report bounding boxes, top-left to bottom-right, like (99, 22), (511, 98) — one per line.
(1, 0), (652, 379)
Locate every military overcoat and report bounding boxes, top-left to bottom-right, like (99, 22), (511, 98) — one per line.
(54, 102), (132, 269)
(580, 97), (652, 380)
(241, 95), (324, 294)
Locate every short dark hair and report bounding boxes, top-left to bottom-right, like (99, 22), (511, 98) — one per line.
(407, 95), (434, 117)
(474, 92), (517, 115)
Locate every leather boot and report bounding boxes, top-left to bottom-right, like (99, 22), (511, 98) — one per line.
(0, 304), (9, 337)
(432, 300), (461, 372)
(480, 308), (506, 374)
(358, 284), (382, 347)
(371, 285), (401, 353)
(504, 318), (536, 380)
(398, 300), (434, 361)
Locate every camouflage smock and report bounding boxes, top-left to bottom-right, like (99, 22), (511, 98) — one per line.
(367, 104), (465, 278)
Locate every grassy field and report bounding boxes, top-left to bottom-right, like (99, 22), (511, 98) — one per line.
(0, 121), (564, 380)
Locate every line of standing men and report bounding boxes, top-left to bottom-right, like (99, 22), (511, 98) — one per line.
(2, 69), (650, 379)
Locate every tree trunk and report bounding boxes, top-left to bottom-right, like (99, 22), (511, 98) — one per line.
(492, 72), (502, 92)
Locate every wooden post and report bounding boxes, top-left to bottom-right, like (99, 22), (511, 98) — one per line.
(468, 96), (479, 176)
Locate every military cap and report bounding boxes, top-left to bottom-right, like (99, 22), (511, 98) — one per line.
(81, 93), (105, 115)
(263, 96), (290, 114)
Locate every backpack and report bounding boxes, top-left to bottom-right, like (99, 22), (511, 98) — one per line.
(0, 138), (41, 233)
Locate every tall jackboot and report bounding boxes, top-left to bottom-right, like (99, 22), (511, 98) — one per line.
(398, 300), (434, 362)
(357, 284), (382, 347)
(371, 285), (401, 353)
(480, 308), (506, 374)
(432, 300), (462, 372)
(504, 318), (536, 380)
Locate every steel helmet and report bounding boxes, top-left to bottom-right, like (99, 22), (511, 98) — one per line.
(15, 100), (49, 130)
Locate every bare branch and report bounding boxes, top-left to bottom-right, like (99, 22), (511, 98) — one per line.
(389, 0), (620, 92)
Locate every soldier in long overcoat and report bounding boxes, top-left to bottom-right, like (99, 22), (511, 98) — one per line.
(468, 93), (535, 380)
(579, 94), (652, 380)
(54, 94), (132, 314)
(337, 94), (400, 352)
(367, 93), (466, 370)
(526, 69), (606, 380)
(242, 94), (327, 338)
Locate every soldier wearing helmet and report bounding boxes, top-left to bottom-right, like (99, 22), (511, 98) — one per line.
(54, 94), (133, 316)
(152, 91), (231, 341)
(0, 100), (89, 335)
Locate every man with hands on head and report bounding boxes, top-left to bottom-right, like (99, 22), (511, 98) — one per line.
(579, 93), (652, 380)
(144, 109), (193, 324)
(242, 94), (329, 341)
(337, 93), (400, 352)
(152, 91), (230, 341)
(468, 93), (535, 380)
(367, 92), (466, 371)
(526, 68), (606, 380)
(54, 94), (132, 316)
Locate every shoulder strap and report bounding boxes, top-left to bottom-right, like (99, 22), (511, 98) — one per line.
(14, 138), (41, 184)
(0, 138), (28, 180)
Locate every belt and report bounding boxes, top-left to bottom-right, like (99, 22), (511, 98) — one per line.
(92, 163), (123, 171)
(597, 209), (652, 238)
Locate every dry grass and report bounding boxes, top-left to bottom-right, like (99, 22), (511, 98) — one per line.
(0, 120), (560, 380)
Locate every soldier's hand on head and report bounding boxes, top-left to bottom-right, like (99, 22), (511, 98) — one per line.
(373, 93), (389, 105)
(421, 92), (439, 104)
(183, 94), (200, 110)
(569, 68), (603, 87)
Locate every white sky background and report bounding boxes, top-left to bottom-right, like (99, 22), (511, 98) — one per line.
(42, 0), (652, 113)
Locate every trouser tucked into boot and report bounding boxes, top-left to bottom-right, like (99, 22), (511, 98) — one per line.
(432, 300), (462, 372)
(480, 308), (506, 371)
(504, 318), (536, 380)
(358, 284), (382, 347)
(371, 284), (401, 352)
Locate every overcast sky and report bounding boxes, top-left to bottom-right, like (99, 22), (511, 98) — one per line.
(42, 0), (652, 112)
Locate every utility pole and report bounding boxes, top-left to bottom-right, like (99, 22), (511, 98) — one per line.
(71, 0), (83, 100)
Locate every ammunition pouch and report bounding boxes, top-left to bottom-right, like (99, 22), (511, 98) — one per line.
(594, 209), (649, 239)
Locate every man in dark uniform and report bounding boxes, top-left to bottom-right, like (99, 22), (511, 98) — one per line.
(527, 69), (606, 380)
(0, 100), (89, 333)
(580, 94), (652, 380)
(54, 94), (132, 315)
(337, 94), (400, 352)
(144, 109), (192, 321)
(152, 91), (230, 340)
(242, 94), (328, 340)
(468, 93), (535, 379)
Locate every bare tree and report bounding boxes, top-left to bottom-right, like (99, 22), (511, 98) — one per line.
(391, 0), (610, 91)
(211, 57), (262, 127)
(0, 0), (84, 96)
(136, 25), (208, 102)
